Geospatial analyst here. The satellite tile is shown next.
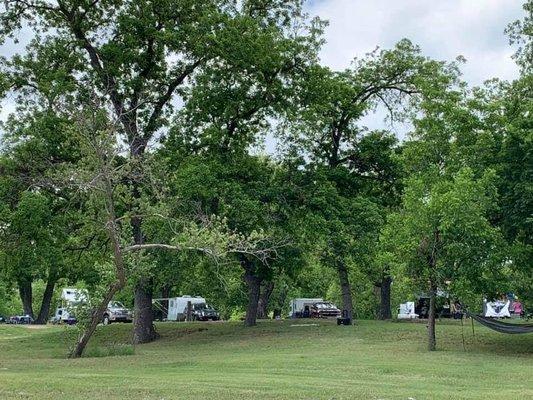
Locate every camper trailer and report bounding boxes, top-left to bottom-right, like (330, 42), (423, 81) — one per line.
(51, 288), (88, 324)
(155, 296), (220, 321)
(289, 298), (324, 318)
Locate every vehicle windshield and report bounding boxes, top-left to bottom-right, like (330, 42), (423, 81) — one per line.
(193, 303), (212, 310)
(315, 302), (334, 309)
(108, 301), (125, 309)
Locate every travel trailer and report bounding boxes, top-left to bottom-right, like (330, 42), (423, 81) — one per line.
(154, 296), (220, 321)
(289, 298), (324, 318)
(51, 288), (88, 324)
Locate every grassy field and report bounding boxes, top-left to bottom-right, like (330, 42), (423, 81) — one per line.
(0, 319), (531, 400)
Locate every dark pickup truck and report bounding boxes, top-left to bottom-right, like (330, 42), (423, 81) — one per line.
(310, 302), (341, 318)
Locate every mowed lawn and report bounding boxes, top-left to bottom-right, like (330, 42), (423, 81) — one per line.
(0, 319), (531, 400)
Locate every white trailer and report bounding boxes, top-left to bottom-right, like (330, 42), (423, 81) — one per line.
(51, 288), (89, 323)
(166, 296), (207, 321)
(289, 298), (323, 318)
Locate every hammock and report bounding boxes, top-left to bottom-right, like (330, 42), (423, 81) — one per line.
(467, 312), (533, 334)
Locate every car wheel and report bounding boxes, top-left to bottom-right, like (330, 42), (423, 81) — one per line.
(102, 315), (110, 325)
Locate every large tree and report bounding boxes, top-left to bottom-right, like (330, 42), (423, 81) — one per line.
(1, 0), (320, 342)
(0, 110), (95, 324)
(382, 75), (508, 350)
(160, 152), (299, 326)
(280, 39), (459, 321)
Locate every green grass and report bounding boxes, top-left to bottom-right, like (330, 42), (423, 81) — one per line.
(0, 319), (531, 399)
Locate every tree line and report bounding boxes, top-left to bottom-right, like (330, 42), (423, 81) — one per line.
(0, 0), (531, 355)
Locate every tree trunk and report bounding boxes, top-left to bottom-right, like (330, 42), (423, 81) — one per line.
(337, 263), (353, 322)
(257, 281), (274, 319)
(131, 211), (155, 343)
(70, 157), (127, 358)
(35, 276), (56, 324)
(70, 281), (124, 358)
(428, 280), (437, 351)
(130, 137), (157, 344)
(18, 280), (34, 318)
(133, 276), (157, 343)
(242, 259), (261, 327)
(379, 275), (392, 320)
(426, 228), (440, 352)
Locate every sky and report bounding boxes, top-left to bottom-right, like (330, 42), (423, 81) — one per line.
(296, 0), (525, 147)
(0, 0), (526, 147)
(307, 0), (522, 83)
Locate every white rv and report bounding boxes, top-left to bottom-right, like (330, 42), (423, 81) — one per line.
(156, 296), (219, 321)
(289, 298), (324, 318)
(51, 288), (89, 324)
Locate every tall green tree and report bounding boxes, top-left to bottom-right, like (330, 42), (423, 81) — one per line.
(384, 168), (505, 351)
(383, 76), (508, 350)
(160, 152), (299, 326)
(280, 39), (459, 320)
(0, 110), (97, 324)
(1, 0), (321, 342)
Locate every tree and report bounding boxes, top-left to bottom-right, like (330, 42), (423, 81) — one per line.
(449, 77), (533, 309)
(61, 102), (283, 357)
(280, 39), (460, 321)
(1, 0), (320, 343)
(385, 168), (505, 351)
(160, 152), (297, 326)
(0, 110), (92, 324)
(384, 78), (508, 350)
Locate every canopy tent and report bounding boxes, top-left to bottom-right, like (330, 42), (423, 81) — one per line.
(483, 300), (511, 318)
(467, 313), (533, 334)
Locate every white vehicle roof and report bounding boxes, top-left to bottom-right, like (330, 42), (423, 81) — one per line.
(291, 298), (324, 303)
(61, 288), (88, 303)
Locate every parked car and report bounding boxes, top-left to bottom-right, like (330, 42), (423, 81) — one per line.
(191, 303), (220, 321)
(0, 315), (6, 323)
(8, 315), (34, 324)
(102, 301), (133, 325)
(310, 302), (341, 318)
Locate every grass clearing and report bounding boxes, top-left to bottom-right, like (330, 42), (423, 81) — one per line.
(0, 319), (531, 399)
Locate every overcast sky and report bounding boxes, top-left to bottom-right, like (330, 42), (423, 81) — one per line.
(0, 1), (525, 147)
(307, 0), (523, 84)
(286, 0), (525, 147)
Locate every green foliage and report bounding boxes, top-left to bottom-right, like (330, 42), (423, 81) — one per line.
(0, 0), (530, 338)
(506, 0), (533, 74)
(387, 168), (506, 298)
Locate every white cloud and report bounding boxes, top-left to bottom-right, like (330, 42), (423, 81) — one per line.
(292, 0), (525, 145)
(307, 0), (523, 85)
